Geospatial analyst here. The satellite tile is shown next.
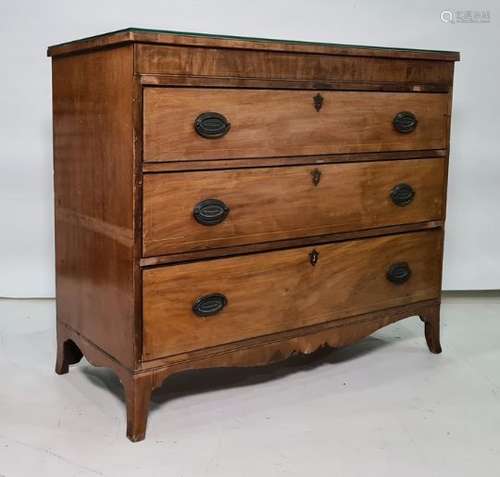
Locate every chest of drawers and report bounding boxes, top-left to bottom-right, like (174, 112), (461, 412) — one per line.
(48, 28), (459, 441)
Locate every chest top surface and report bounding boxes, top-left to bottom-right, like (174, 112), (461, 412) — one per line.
(47, 27), (460, 61)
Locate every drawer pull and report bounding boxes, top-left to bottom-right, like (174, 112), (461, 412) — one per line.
(193, 198), (230, 226)
(386, 262), (412, 284)
(393, 111), (418, 133)
(390, 183), (415, 207)
(194, 112), (231, 138)
(313, 93), (324, 112)
(192, 293), (228, 317)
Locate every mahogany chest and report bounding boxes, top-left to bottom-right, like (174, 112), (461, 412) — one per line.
(48, 28), (459, 441)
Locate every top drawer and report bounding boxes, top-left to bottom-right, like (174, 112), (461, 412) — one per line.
(143, 88), (449, 162)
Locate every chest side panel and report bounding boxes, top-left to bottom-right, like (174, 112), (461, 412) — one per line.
(52, 45), (137, 368)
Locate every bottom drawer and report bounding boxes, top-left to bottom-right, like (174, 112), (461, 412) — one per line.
(143, 230), (442, 360)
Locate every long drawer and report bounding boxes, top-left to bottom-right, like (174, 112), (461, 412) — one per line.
(143, 230), (442, 360)
(143, 158), (444, 256)
(143, 88), (449, 162)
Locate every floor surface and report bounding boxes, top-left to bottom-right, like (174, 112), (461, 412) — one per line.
(0, 293), (499, 476)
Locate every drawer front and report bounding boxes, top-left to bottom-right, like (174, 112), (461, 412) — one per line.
(143, 230), (442, 359)
(143, 88), (448, 162)
(143, 158), (444, 256)
(136, 45), (455, 83)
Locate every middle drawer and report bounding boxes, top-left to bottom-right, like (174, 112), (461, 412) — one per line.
(143, 158), (444, 256)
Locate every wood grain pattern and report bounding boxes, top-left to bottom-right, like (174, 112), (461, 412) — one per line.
(143, 88), (449, 162)
(140, 221), (443, 267)
(139, 73), (451, 93)
(143, 158), (445, 256)
(52, 45), (138, 368)
(140, 299), (440, 369)
(136, 45), (455, 83)
(143, 230), (442, 359)
(48, 28), (459, 61)
(142, 149), (447, 173)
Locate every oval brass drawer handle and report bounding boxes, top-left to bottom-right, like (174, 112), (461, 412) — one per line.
(193, 198), (230, 226)
(386, 262), (412, 284)
(194, 112), (231, 138)
(390, 183), (415, 207)
(393, 111), (418, 133)
(192, 293), (228, 317)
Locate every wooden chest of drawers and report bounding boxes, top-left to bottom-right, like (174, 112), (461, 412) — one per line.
(48, 28), (459, 442)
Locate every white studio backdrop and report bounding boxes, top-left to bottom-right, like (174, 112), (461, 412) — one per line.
(0, 0), (499, 297)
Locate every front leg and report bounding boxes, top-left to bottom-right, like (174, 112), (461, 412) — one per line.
(123, 372), (154, 442)
(419, 304), (442, 354)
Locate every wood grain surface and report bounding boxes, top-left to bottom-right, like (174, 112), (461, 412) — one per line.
(143, 230), (442, 359)
(48, 29), (459, 61)
(140, 222), (443, 267)
(143, 88), (449, 161)
(143, 158), (444, 256)
(136, 44), (455, 84)
(142, 149), (447, 173)
(52, 46), (138, 367)
(140, 73), (452, 93)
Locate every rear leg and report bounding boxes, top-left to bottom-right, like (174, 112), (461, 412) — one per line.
(55, 323), (83, 374)
(419, 305), (442, 354)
